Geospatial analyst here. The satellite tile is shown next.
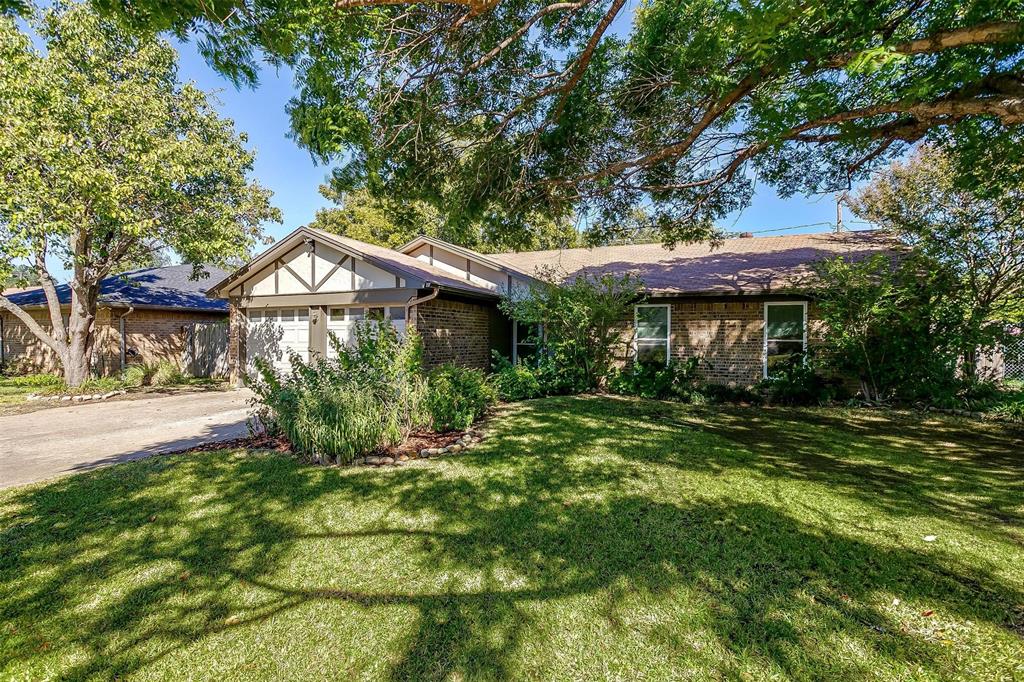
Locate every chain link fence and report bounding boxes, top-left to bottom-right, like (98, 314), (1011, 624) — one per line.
(1003, 333), (1024, 382)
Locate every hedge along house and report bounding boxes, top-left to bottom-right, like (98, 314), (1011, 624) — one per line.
(1, 264), (229, 376)
(212, 227), (893, 386)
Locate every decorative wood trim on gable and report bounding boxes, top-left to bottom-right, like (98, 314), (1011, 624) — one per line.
(313, 255), (350, 292)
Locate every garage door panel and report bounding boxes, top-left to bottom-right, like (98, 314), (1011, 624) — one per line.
(246, 308), (310, 375)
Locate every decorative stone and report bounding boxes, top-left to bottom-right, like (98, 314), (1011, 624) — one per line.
(380, 456), (395, 465)
(449, 444), (463, 453)
(365, 455), (382, 466)
(397, 454), (409, 462)
(419, 449), (431, 458)
(352, 458), (365, 466)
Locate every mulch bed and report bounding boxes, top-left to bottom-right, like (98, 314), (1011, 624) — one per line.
(169, 429), (467, 459)
(371, 429), (466, 459)
(174, 434), (293, 455)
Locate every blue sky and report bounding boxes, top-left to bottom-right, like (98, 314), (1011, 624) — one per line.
(173, 39), (869, 249)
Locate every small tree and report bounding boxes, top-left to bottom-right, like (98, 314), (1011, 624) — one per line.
(0, 5), (279, 385)
(851, 146), (1024, 374)
(500, 268), (644, 391)
(810, 253), (966, 402)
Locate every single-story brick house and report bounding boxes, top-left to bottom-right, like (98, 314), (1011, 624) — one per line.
(1, 264), (229, 376)
(209, 227), (892, 386)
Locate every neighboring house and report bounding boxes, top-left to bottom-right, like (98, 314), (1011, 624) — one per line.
(1, 265), (229, 376)
(210, 227), (893, 386)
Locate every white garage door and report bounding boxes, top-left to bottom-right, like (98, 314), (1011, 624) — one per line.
(326, 306), (407, 359)
(246, 308), (310, 375)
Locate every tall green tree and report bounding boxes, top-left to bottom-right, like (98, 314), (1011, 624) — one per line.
(311, 184), (580, 252)
(851, 145), (1024, 370)
(87, 0), (1024, 246)
(0, 4), (280, 385)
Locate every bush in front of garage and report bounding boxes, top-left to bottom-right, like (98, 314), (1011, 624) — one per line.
(248, 322), (432, 465)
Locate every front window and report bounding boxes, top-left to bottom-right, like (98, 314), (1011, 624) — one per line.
(513, 321), (540, 364)
(764, 302), (807, 377)
(635, 305), (670, 366)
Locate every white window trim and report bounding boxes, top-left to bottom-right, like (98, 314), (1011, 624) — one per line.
(763, 301), (808, 378)
(634, 304), (672, 366)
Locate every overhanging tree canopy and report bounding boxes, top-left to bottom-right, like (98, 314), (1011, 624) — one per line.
(87, 0), (1024, 244)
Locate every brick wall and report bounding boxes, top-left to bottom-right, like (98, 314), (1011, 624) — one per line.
(414, 296), (495, 370)
(612, 297), (823, 387)
(0, 308), (64, 374)
(1, 306), (225, 377)
(123, 309), (225, 370)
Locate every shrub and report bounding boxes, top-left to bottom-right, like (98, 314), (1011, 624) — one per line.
(247, 322), (429, 464)
(490, 353), (542, 401)
(608, 358), (703, 401)
(121, 364), (148, 388)
(2, 373), (63, 387)
(755, 353), (845, 406)
(426, 364), (495, 431)
(150, 360), (188, 386)
(500, 269), (644, 392)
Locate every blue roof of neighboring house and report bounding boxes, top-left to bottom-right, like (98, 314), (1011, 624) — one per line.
(4, 264), (231, 312)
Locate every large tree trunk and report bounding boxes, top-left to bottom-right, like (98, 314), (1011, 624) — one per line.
(62, 281), (100, 387)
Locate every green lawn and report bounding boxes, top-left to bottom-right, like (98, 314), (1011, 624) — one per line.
(1, 397), (1022, 680)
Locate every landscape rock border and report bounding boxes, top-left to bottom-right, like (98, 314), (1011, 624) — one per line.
(26, 389), (127, 403)
(353, 428), (486, 467)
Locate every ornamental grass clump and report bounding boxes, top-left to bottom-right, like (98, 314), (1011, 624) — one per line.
(247, 321), (429, 464)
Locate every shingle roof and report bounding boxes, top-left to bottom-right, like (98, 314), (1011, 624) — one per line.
(304, 228), (500, 297)
(4, 264), (230, 312)
(491, 230), (896, 295)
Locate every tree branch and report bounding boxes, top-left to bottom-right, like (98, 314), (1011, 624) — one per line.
(335, 0), (500, 14)
(34, 247), (67, 350)
(550, 0), (626, 121)
(821, 21), (1023, 69)
(0, 295), (65, 356)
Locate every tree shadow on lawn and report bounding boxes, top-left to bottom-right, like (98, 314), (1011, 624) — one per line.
(0, 399), (1022, 679)
(491, 396), (1024, 535)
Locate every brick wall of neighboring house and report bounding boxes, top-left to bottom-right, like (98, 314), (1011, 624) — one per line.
(0, 308), (64, 374)
(1, 306), (225, 377)
(414, 296), (497, 370)
(122, 309), (225, 370)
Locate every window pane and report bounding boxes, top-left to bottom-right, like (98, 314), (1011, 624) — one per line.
(330, 308), (344, 322)
(766, 304), (804, 340)
(249, 311), (263, 322)
(766, 340), (804, 375)
(348, 308), (364, 321)
(368, 307), (385, 321)
(515, 321), (537, 345)
(279, 309), (294, 322)
(636, 306), (669, 340)
(297, 308), (309, 322)
(636, 340), (668, 365)
(516, 344), (537, 363)
(389, 306), (406, 321)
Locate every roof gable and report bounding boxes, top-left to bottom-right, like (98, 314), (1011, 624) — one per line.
(209, 227), (501, 299)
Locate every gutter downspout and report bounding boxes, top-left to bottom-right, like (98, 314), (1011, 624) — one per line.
(118, 306), (134, 371)
(405, 286), (440, 332)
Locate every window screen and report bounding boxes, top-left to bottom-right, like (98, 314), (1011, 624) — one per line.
(635, 305), (670, 365)
(765, 303), (806, 376)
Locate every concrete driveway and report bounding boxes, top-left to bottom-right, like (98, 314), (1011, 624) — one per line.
(0, 389), (252, 489)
